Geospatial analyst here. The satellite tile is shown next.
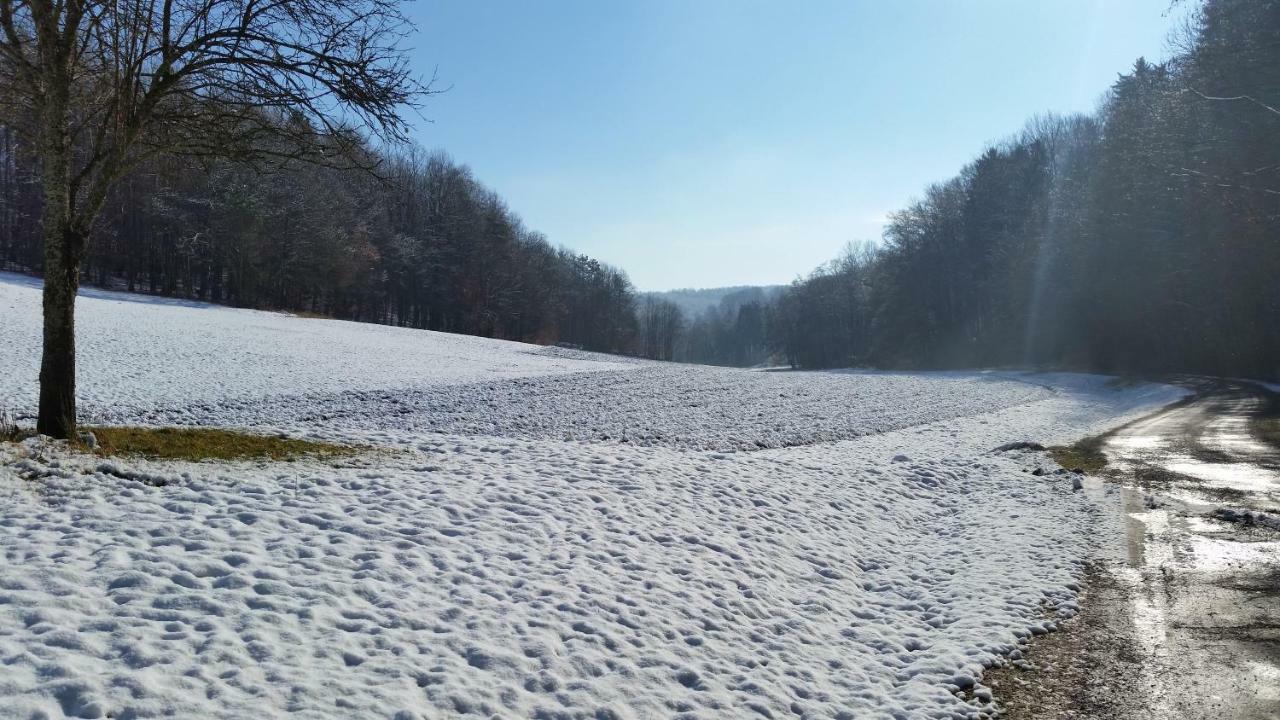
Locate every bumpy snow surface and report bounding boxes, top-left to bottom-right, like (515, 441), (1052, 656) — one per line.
(0, 273), (1183, 719)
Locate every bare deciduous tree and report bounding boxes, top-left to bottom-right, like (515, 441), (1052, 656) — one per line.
(0, 0), (424, 437)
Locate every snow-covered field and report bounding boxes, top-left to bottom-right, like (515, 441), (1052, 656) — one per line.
(0, 273), (1183, 719)
(0, 273), (636, 419)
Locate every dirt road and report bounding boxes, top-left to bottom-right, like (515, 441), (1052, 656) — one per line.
(1104, 380), (1280, 719)
(990, 380), (1280, 719)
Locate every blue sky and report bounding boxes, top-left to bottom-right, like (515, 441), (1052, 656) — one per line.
(407, 0), (1190, 291)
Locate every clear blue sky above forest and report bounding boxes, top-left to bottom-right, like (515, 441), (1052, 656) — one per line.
(407, 0), (1191, 291)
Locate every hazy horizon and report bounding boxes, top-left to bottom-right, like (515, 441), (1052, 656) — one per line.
(410, 0), (1193, 291)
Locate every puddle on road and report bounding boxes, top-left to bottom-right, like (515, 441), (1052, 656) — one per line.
(1106, 432), (1164, 454)
(1184, 514), (1231, 533)
(1205, 412), (1274, 457)
(1163, 456), (1280, 497)
(1185, 534), (1280, 573)
(1249, 661), (1280, 702)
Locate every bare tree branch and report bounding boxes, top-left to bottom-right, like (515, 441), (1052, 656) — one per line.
(1187, 86), (1280, 118)
(0, 0), (429, 436)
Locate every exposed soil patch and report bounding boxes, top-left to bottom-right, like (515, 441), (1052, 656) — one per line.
(985, 566), (1146, 720)
(87, 426), (360, 462)
(1048, 434), (1108, 474)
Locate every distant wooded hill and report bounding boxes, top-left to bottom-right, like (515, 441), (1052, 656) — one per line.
(645, 286), (784, 319)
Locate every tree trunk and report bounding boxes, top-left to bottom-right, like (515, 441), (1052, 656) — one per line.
(37, 224), (81, 438)
(35, 88), (83, 439)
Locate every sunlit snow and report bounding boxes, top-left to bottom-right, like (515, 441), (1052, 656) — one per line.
(0, 273), (1183, 719)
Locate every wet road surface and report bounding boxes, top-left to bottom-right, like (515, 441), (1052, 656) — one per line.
(988, 379), (1280, 719)
(1099, 380), (1280, 719)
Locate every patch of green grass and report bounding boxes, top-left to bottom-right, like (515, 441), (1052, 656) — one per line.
(86, 426), (358, 462)
(1048, 435), (1108, 474)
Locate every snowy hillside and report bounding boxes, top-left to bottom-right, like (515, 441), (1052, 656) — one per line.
(0, 273), (637, 421)
(0, 273), (1183, 719)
